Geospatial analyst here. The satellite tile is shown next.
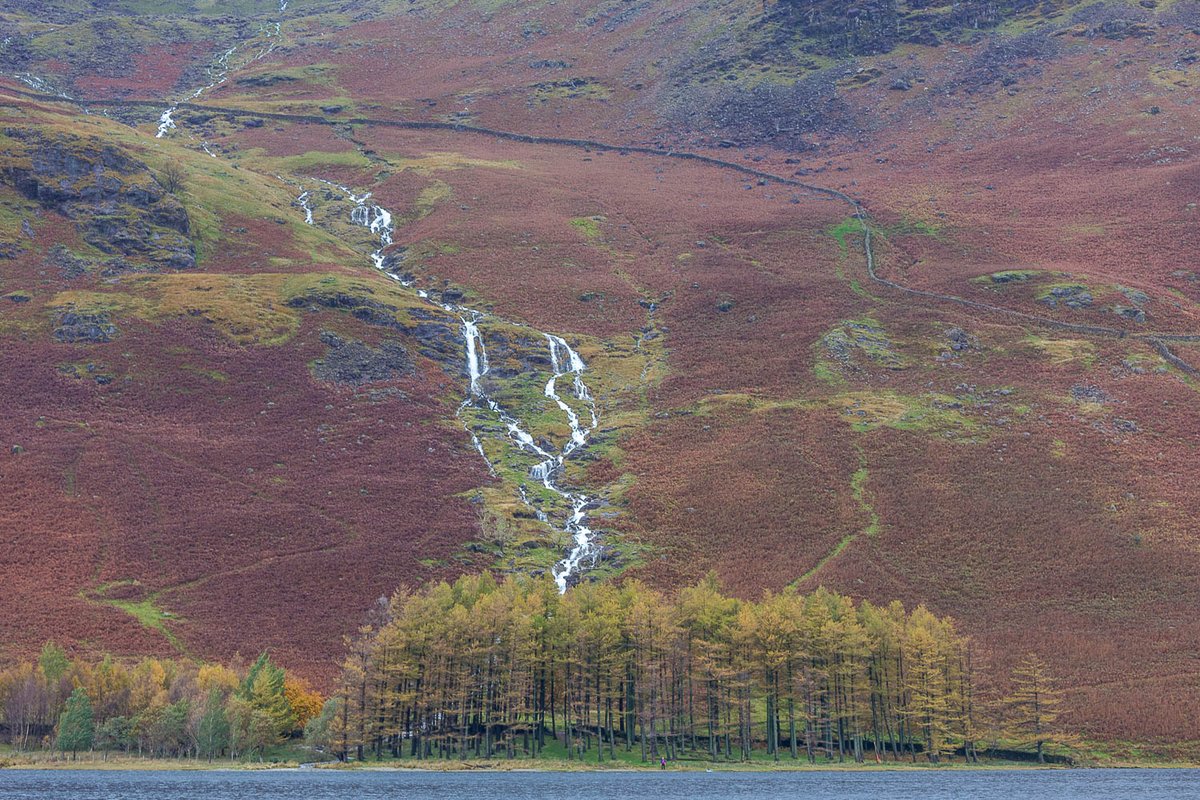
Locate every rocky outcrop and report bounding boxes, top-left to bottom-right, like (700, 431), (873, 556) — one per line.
(1040, 285), (1093, 310)
(287, 292), (463, 369)
(311, 331), (413, 386)
(0, 128), (195, 270)
(53, 310), (118, 343)
(482, 331), (554, 379)
(772, 0), (1053, 57)
(402, 307), (463, 364)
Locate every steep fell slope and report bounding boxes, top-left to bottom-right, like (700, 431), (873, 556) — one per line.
(2, 0), (1199, 752)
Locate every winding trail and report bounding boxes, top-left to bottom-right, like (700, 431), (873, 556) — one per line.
(8, 83), (1200, 354)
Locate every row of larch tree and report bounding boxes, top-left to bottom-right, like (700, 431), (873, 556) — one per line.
(309, 573), (1069, 765)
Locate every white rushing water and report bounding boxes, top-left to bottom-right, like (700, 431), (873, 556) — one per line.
(294, 191), (315, 225)
(309, 184), (603, 590)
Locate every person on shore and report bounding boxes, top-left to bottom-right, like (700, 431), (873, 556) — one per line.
(660, 756), (667, 770)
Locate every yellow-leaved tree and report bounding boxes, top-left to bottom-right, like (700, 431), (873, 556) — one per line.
(1002, 653), (1073, 763)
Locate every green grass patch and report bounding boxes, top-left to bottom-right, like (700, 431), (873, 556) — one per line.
(81, 581), (187, 656)
(832, 391), (980, 437)
(812, 360), (844, 386)
(850, 454), (881, 538)
(827, 217), (865, 254)
(1024, 334), (1096, 367)
(794, 445), (881, 586)
(180, 364), (228, 382)
(533, 78), (611, 102)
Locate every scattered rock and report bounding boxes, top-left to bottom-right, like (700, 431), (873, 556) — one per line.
(47, 244), (93, 279)
(1121, 358), (1147, 375)
(235, 73), (297, 87)
(483, 331), (553, 379)
(1117, 285), (1150, 306)
(988, 270), (1034, 284)
(1071, 384), (1112, 403)
(1111, 306), (1146, 323)
(945, 327), (979, 352)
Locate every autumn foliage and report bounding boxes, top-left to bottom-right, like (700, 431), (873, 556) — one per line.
(321, 573), (992, 764)
(0, 645), (320, 760)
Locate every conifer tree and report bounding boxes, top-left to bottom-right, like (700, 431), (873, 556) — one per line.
(195, 692), (231, 761)
(57, 686), (94, 759)
(1003, 653), (1066, 763)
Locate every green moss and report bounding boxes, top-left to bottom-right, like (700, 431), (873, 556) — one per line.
(812, 360), (844, 386)
(570, 216), (605, 240)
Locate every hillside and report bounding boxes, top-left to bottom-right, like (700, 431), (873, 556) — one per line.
(1, 0), (1199, 753)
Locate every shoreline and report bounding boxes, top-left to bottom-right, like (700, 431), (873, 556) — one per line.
(4, 757), (1197, 773)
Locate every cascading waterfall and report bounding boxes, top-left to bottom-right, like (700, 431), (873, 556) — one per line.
(294, 191), (314, 225)
(348, 192), (393, 269)
(310, 183), (603, 591)
(156, 2), (284, 142)
(157, 46), (237, 139)
(146, 2), (604, 588)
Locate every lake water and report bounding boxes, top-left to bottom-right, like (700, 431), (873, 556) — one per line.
(0, 767), (1196, 799)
